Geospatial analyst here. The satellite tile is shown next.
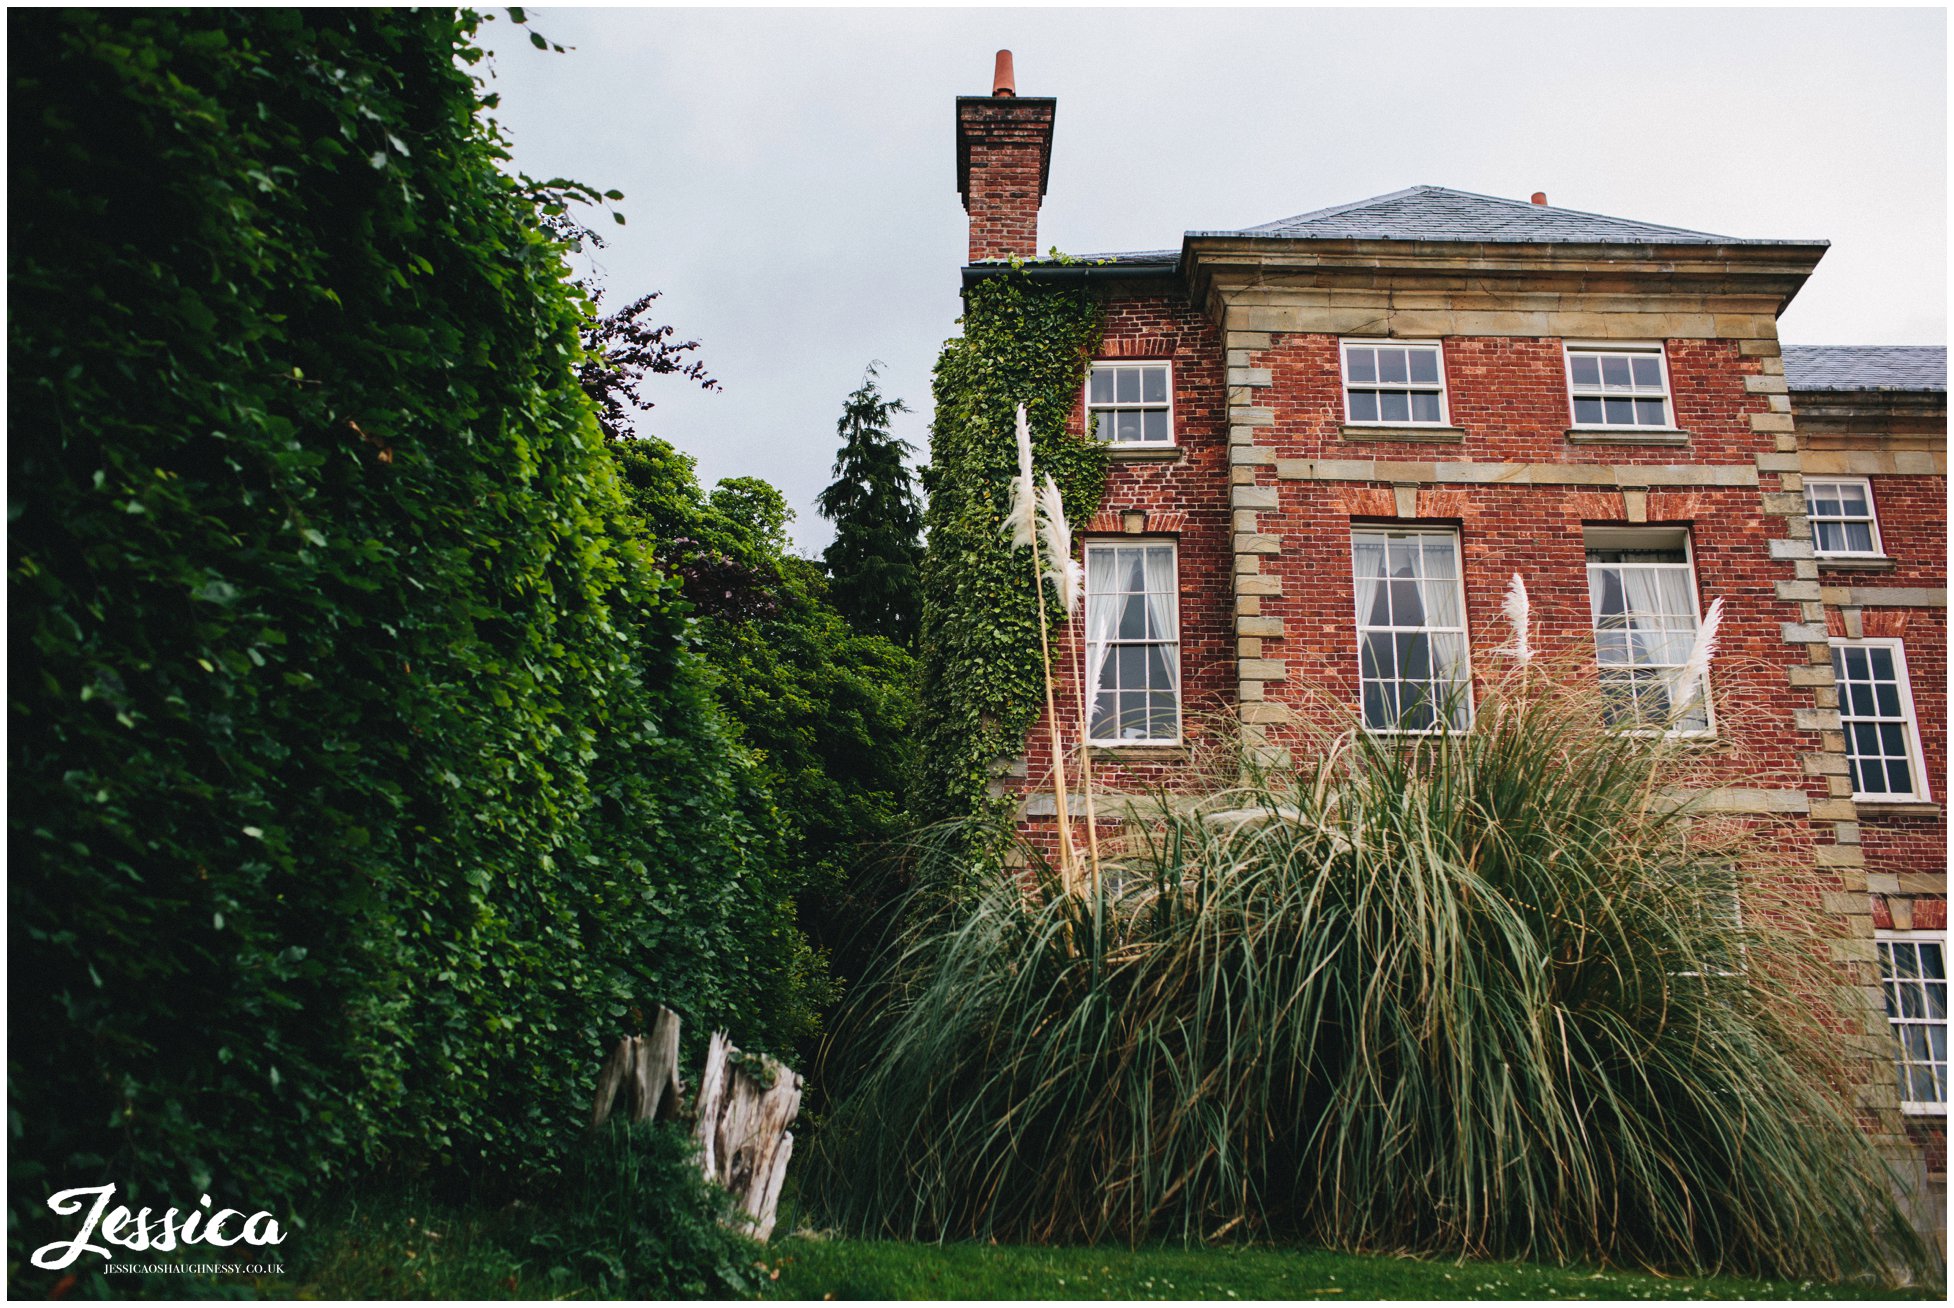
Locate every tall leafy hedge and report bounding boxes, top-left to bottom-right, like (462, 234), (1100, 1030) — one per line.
(9, 6), (807, 1229)
(911, 269), (1104, 832)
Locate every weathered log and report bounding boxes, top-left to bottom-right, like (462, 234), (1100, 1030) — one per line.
(693, 1031), (803, 1241)
(588, 1004), (684, 1129)
(691, 1029), (731, 1174)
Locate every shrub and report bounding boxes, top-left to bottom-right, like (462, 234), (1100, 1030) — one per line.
(812, 667), (1936, 1283)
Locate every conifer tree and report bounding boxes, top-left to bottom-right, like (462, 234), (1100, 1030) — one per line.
(817, 363), (924, 644)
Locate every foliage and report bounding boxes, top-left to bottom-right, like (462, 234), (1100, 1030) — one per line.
(816, 363), (924, 645)
(755, 1239), (1935, 1302)
(246, 1125), (754, 1300)
(910, 266), (1105, 840)
(811, 668), (1936, 1283)
(528, 1122), (759, 1299)
(576, 287), (719, 441)
(606, 440), (915, 1034)
(8, 5), (811, 1259)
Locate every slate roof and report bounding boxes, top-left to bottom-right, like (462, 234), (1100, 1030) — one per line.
(1781, 345), (1947, 393)
(1059, 184), (1828, 267)
(1196, 185), (1809, 246)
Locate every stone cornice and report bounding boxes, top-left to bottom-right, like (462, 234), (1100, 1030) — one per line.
(1184, 236), (1827, 332)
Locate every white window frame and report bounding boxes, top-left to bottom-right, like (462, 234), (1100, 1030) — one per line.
(1350, 525), (1473, 734)
(1565, 342), (1677, 431)
(1830, 638), (1931, 803)
(1084, 361), (1175, 448)
(1804, 476), (1885, 558)
(1584, 526), (1715, 738)
(1875, 929), (1948, 1116)
(1339, 339), (1450, 428)
(1083, 539), (1181, 746)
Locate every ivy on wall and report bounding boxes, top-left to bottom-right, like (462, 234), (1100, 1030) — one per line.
(910, 265), (1106, 842)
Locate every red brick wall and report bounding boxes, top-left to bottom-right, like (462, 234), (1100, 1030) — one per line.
(1004, 288), (1229, 854)
(1255, 333), (1772, 462)
(1861, 474), (1947, 583)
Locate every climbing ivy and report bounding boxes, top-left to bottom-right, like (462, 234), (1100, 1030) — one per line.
(911, 265), (1106, 841)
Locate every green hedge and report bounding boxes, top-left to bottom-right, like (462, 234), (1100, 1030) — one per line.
(9, 6), (807, 1235)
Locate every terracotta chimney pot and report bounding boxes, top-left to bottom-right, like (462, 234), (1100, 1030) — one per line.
(1530, 192), (1548, 206)
(992, 49), (1015, 97)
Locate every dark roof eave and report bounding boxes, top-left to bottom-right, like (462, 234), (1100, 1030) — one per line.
(960, 260), (1181, 289)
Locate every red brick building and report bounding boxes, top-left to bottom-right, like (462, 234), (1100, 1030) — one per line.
(954, 58), (1945, 1231)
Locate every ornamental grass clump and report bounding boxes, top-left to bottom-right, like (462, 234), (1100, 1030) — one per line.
(812, 658), (1935, 1284)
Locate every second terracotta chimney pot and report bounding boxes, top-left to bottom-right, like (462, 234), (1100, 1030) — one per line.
(1530, 192), (1548, 206)
(992, 49), (1016, 97)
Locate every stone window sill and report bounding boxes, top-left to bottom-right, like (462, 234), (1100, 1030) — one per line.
(1815, 555), (1899, 573)
(1852, 799), (1942, 818)
(1105, 444), (1184, 463)
(1341, 425), (1465, 443)
(1089, 745), (1189, 763)
(1564, 428), (1693, 446)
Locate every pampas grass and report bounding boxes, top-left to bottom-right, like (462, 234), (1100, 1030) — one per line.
(810, 668), (1936, 1284)
(1502, 572), (1535, 663)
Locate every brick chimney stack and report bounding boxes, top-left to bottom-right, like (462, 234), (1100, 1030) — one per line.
(956, 50), (1056, 262)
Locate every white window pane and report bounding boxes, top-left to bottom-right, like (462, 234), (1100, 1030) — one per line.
(1346, 348), (1376, 383)
(1840, 522), (1875, 553)
(1571, 355), (1600, 387)
(1089, 368), (1113, 403)
(1635, 398), (1666, 426)
(1142, 409), (1168, 443)
(1115, 368), (1139, 403)
(1630, 356), (1662, 387)
(1410, 392), (1442, 423)
(1380, 391), (1410, 422)
(1574, 397), (1604, 424)
(1408, 349), (1440, 384)
(1114, 411), (1142, 442)
(1378, 350), (1409, 385)
(1141, 367), (1168, 404)
(1601, 356), (1632, 387)
(1349, 391), (1379, 422)
(1604, 397), (1634, 424)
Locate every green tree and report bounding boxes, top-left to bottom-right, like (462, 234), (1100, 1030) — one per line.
(606, 443), (916, 1043)
(817, 364), (924, 645)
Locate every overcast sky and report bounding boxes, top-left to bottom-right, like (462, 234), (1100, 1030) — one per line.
(476, 6), (1947, 555)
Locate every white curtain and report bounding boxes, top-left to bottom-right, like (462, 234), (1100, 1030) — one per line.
(1142, 545), (1180, 699)
(1085, 550), (1124, 735)
(1352, 536), (1386, 627)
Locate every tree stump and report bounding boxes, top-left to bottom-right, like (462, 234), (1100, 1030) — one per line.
(587, 1010), (801, 1241)
(588, 1004), (683, 1128)
(693, 1030), (802, 1241)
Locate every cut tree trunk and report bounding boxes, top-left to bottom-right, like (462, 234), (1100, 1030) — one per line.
(588, 1004), (684, 1128)
(693, 1031), (803, 1242)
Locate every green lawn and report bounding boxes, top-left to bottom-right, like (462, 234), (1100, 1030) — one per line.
(98, 1201), (1937, 1300)
(754, 1238), (1937, 1301)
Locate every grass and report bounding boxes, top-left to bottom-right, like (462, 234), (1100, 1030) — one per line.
(754, 1237), (1939, 1301)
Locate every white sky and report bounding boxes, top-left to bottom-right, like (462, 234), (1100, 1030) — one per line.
(476, 6), (1947, 555)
